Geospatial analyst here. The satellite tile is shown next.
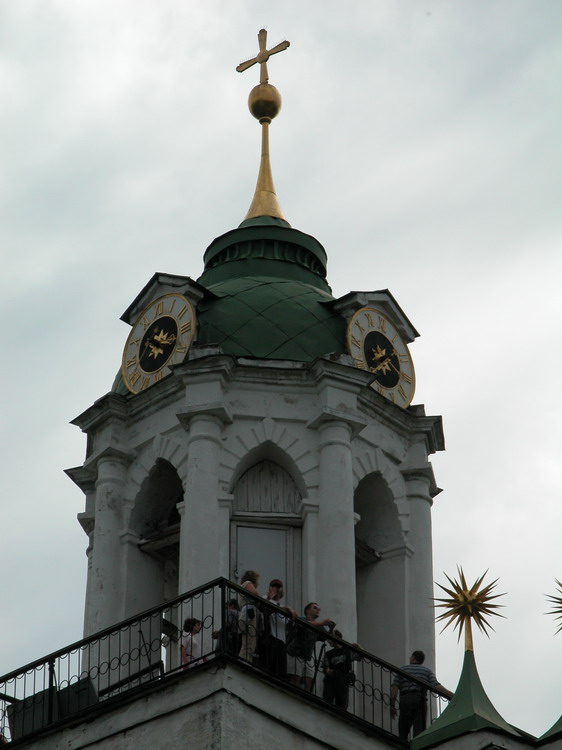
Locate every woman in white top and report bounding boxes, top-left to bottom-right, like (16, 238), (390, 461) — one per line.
(238, 570), (260, 662)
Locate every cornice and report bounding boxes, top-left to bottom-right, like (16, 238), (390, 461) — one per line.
(65, 464), (97, 492)
(70, 392), (129, 432)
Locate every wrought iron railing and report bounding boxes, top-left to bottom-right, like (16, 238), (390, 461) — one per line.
(0, 578), (449, 744)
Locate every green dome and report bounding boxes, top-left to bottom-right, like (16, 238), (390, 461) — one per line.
(196, 218), (346, 361)
(111, 218), (347, 395)
(197, 275), (346, 361)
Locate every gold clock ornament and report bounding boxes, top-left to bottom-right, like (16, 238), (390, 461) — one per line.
(347, 307), (415, 407)
(122, 293), (196, 394)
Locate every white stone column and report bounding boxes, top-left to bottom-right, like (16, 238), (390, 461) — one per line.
(403, 467), (435, 663)
(177, 408), (230, 594)
(86, 448), (132, 635)
(300, 496), (319, 612)
(315, 418), (358, 641)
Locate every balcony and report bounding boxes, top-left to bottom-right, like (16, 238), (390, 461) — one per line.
(0, 579), (449, 747)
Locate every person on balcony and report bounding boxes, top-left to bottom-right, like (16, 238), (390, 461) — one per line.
(238, 570), (261, 662)
(181, 618), (204, 668)
(257, 578), (297, 678)
(321, 630), (359, 709)
(287, 602), (335, 692)
(390, 650), (451, 739)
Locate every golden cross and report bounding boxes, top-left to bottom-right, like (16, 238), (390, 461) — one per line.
(236, 28), (290, 84)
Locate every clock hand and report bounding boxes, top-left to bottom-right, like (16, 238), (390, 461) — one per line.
(371, 357), (391, 374)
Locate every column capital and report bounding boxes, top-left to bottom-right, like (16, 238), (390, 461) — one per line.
(402, 465), (441, 500)
(177, 403), (233, 429)
(298, 497), (319, 517)
(307, 407), (366, 437)
(85, 445), (136, 471)
(77, 511), (95, 536)
(65, 464), (97, 493)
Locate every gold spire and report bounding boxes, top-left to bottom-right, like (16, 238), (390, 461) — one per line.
(236, 29), (290, 222)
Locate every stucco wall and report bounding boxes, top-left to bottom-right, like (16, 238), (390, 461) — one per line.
(16, 663), (397, 750)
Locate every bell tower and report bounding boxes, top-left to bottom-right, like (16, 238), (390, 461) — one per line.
(67, 28), (444, 667)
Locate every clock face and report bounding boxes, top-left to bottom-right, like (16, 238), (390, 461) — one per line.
(347, 307), (415, 407)
(122, 293), (195, 394)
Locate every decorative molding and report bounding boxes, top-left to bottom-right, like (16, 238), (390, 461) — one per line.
(307, 407), (367, 437)
(219, 418), (318, 495)
(128, 435), (189, 501)
(65, 465), (97, 493)
(84, 445), (136, 473)
(177, 403), (233, 428)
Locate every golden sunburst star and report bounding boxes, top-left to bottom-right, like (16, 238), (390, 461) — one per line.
(434, 567), (506, 651)
(545, 578), (562, 635)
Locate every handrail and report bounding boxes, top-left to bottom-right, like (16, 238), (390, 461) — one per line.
(0, 577), (227, 684)
(0, 578), (450, 745)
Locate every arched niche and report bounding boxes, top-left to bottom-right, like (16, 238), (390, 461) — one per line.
(354, 472), (402, 559)
(228, 440), (307, 499)
(231, 455), (303, 611)
(233, 458), (301, 515)
(354, 472), (405, 660)
(130, 458), (183, 538)
(127, 458), (183, 612)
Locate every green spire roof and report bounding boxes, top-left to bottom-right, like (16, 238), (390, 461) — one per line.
(411, 651), (525, 750)
(539, 714), (562, 743)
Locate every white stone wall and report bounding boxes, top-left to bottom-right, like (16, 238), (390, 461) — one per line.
(15, 664), (396, 750)
(70, 352), (442, 668)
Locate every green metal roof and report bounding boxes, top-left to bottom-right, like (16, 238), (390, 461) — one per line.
(111, 217), (348, 393)
(411, 651), (526, 750)
(196, 275), (346, 360)
(539, 714), (562, 743)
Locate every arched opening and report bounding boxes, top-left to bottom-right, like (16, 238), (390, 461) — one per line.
(129, 458), (183, 612)
(354, 473), (404, 661)
(231, 457), (302, 611)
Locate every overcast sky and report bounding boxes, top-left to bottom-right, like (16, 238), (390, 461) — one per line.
(0, 0), (560, 738)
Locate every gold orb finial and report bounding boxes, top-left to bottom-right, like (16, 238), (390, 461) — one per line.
(248, 83), (282, 123)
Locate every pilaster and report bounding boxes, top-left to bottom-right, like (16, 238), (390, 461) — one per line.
(402, 466), (436, 663)
(86, 446), (135, 635)
(311, 412), (361, 641)
(177, 404), (232, 593)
